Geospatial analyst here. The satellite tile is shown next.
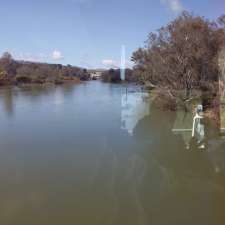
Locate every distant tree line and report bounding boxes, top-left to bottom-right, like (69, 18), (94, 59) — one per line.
(101, 68), (137, 83)
(132, 12), (225, 114)
(0, 52), (90, 86)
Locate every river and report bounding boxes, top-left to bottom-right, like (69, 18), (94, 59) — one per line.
(0, 81), (225, 225)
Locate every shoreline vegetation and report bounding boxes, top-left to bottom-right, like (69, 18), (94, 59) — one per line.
(0, 11), (225, 121)
(0, 52), (91, 86)
(131, 11), (225, 126)
(101, 68), (137, 83)
(101, 12), (225, 126)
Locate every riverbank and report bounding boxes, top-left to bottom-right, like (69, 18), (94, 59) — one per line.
(0, 75), (82, 87)
(0, 52), (91, 87)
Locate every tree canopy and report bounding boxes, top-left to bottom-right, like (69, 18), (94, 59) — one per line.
(132, 12), (225, 102)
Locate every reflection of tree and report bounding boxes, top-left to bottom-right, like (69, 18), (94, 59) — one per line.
(60, 83), (76, 97)
(130, 102), (225, 225)
(2, 88), (14, 116)
(85, 100), (225, 225)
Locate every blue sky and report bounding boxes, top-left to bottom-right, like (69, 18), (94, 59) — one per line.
(0, 0), (224, 68)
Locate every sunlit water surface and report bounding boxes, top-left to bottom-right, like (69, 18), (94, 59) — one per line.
(0, 81), (225, 225)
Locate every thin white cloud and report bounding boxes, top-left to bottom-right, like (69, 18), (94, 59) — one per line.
(160, 0), (184, 13)
(51, 50), (64, 60)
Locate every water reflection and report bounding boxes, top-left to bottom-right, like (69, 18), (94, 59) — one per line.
(54, 88), (65, 105)
(131, 102), (225, 225)
(0, 88), (14, 116)
(0, 82), (225, 225)
(121, 89), (149, 135)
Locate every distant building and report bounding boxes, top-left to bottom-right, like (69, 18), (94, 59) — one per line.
(88, 69), (105, 80)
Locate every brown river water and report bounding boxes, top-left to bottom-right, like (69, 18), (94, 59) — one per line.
(0, 81), (225, 225)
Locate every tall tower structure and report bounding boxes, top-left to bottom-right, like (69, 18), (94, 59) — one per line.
(120, 45), (126, 81)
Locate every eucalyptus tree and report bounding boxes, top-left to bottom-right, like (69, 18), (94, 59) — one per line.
(132, 12), (225, 108)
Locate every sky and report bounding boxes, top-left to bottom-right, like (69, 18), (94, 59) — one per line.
(0, 0), (224, 69)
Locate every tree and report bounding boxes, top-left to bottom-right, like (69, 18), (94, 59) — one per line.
(1, 52), (12, 60)
(102, 68), (135, 83)
(0, 52), (18, 76)
(0, 70), (9, 85)
(132, 12), (225, 108)
(0, 52), (90, 85)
